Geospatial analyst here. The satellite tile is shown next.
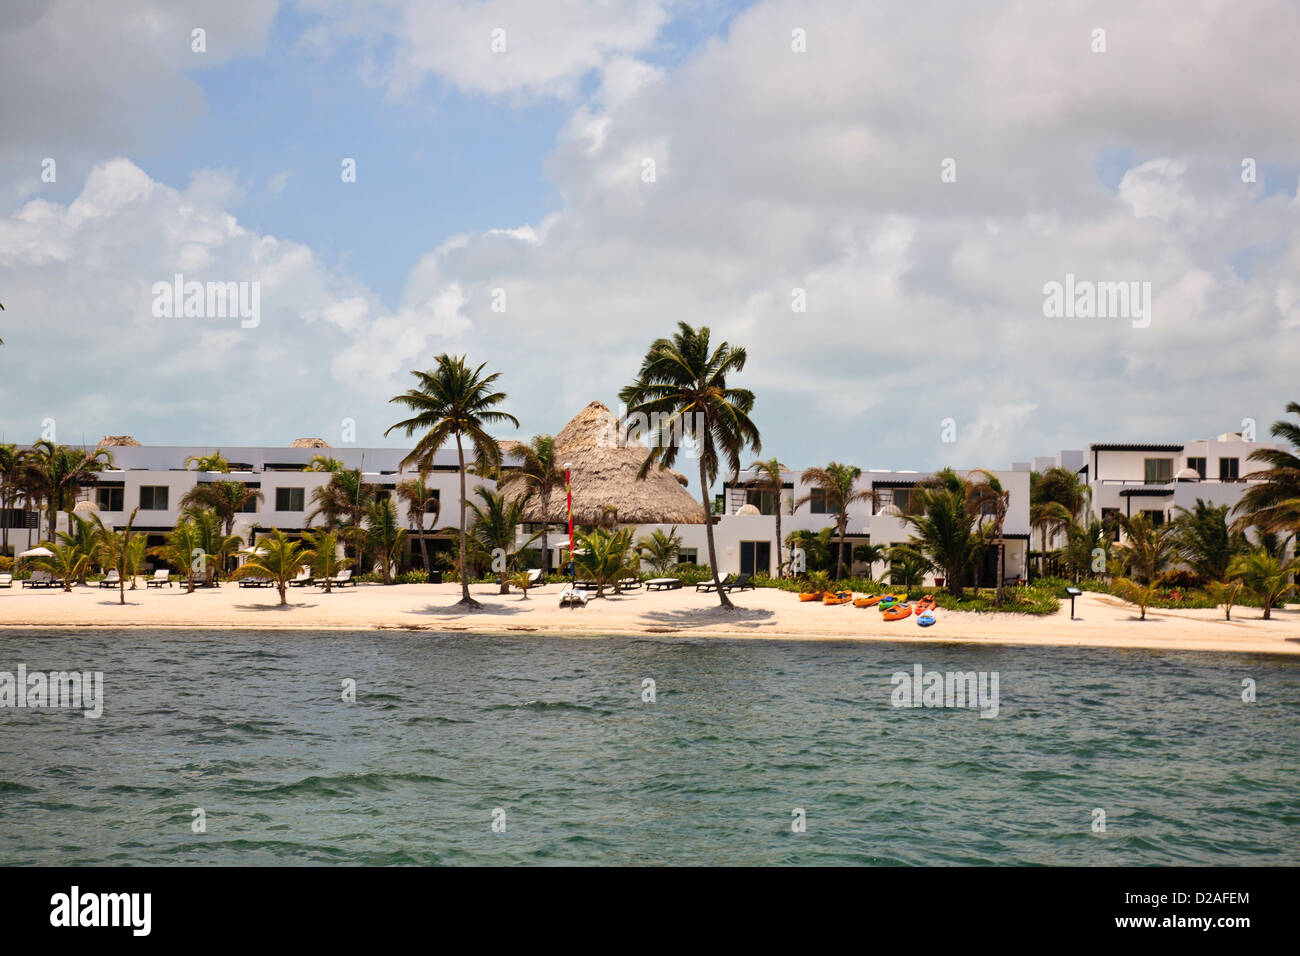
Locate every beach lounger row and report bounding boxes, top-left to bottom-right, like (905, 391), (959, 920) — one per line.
(21, 570), (57, 588)
(645, 578), (682, 591)
(0, 573), (12, 588)
(696, 573), (754, 593)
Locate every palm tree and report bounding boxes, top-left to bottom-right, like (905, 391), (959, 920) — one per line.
(450, 487), (539, 594)
(1234, 401), (1300, 536)
(497, 434), (564, 574)
(300, 529), (352, 593)
(350, 498), (407, 585)
(852, 542), (888, 581)
(180, 480), (264, 538)
(795, 463), (874, 581)
(304, 455), (345, 473)
(1030, 466), (1089, 573)
(25, 540), (89, 591)
(636, 526), (682, 575)
(746, 457), (787, 577)
(900, 469), (990, 598)
(23, 440), (113, 540)
(62, 512), (99, 585)
(184, 451), (230, 472)
(1172, 499), (1246, 583)
(885, 544), (932, 588)
(92, 508), (140, 605)
(619, 322), (761, 609)
(572, 527), (640, 597)
(969, 469), (1010, 603)
(148, 518), (208, 593)
(1063, 514), (1110, 582)
(785, 527), (834, 575)
(386, 354), (519, 608)
(0, 443), (22, 558)
(1111, 513), (1176, 620)
(1228, 546), (1299, 620)
(396, 475), (440, 580)
(184, 506), (242, 584)
(230, 529), (315, 606)
(307, 468), (377, 533)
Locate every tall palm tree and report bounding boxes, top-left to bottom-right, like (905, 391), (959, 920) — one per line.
(92, 508), (140, 605)
(180, 480), (263, 537)
(497, 434), (564, 574)
(1172, 499), (1246, 583)
(969, 469), (1010, 602)
(1030, 466), (1089, 573)
(746, 457), (787, 577)
(231, 529), (315, 607)
(307, 468), (377, 533)
(795, 463), (873, 581)
(1234, 400), (1300, 536)
(350, 498), (407, 585)
(450, 487), (539, 594)
(785, 526), (834, 575)
(184, 506), (242, 584)
(619, 322), (761, 609)
(184, 451), (230, 472)
(0, 443), (22, 557)
(386, 354), (519, 608)
(1112, 513), (1177, 621)
(396, 474), (440, 580)
(899, 468), (990, 598)
(24, 440), (113, 540)
(1228, 545), (1299, 620)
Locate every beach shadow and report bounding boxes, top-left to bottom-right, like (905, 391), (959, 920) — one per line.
(411, 601), (530, 617)
(640, 607), (776, 630)
(96, 600), (145, 607)
(234, 602), (319, 611)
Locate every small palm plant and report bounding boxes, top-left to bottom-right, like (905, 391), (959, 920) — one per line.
(508, 570), (534, 599)
(1112, 513), (1177, 620)
(636, 526), (681, 575)
(350, 498), (407, 585)
(301, 529), (353, 594)
(26, 540), (90, 592)
(1228, 545), (1299, 620)
(231, 529), (315, 606)
(91, 508), (140, 605)
(451, 487), (540, 593)
(572, 527), (639, 597)
(148, 519), (209, 593)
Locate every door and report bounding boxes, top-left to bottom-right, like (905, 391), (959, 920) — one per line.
(740, 541), (771, 576)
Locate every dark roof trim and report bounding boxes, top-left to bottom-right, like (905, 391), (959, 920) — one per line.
(1091, 443), (1184, 452)
(869, 479), (919, 488)
(1119, 488), (1174, 497)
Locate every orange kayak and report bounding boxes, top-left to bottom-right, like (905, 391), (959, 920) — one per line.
(822, 590), (852, 606)
(914, 595), (937, 613)
(882, 603), (912, 622)
(854, 594), (886, 608)
(798, 592), (822, 602)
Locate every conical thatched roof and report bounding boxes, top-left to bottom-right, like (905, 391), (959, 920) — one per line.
(99, 435), (140, 446)
(514, 401), (706, 525)
(290, 438), (331, 448)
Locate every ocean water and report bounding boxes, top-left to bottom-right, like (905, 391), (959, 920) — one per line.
(0, 629), (1296, 866)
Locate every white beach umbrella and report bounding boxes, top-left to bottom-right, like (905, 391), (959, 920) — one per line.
(72, 500), (100, 517)
(18, 546), (54, 559)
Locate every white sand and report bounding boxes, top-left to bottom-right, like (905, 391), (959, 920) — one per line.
(1, 580), (1297, 655)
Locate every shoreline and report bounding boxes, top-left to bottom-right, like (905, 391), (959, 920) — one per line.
(2, 581), (1297, 656)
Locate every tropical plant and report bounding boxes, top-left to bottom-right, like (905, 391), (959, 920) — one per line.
(184, 451), (230, 472)
(304, 455), (344, 473)
(572, 527), (640, 597)
(349, 498), (407, 585)
(885, 545), (931, 588)
(497, 434), (564, 574)
(1062, 515), (1110, 581)
(59, 512), (99, 585)
(899, 468), (991, 598)
(508, 570), (534, 599)
(636, 525), (682, 575)
(23, 440), (113, 540)
(795, 462), (874, 580)
(92, 508), (140, 605)
(745, 457), (787, 577)
(230, 529), (315, 606)
(387, 354), (519, 607)
(1227, 545), (1299, 620)
(619, 321), (761, 608)
(1229, 401), (1300, 536)
(1029, 466), (1089, 573)
(851, 542), (887, 581)
(307, 468), (377, 534)
(449, 487), (538, 593)
(1172, 499), (1247, 583)
(148, 518), (208, 592)
(396, 474), (440, 578)
(183, 505), (242, 584)
(1206, 579), (1245, 621)
(300, 529), (353, 594)
(1110, 513), (1177, 620)
(180, 480), (264, 538)
(969, 469), (1011, 603)
(785, 527), (834, 575)
(0, 443), (23, 558)
(24, 540), (89, 591)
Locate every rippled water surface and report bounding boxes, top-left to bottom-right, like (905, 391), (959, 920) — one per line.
(1, 629), (1297, 865)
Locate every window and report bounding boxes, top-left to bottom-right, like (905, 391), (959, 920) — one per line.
(678, 548), (699, 565)
(1218, 457), (1239, 481)
(745, 489), (778, 515)
(139, 486), (169, 510)
(424, 490), (441, 512)
(809, 488), (828, 514)
(1186, 457), (1206, 479)
(892, 489), (911, 513)
(96, 487), (124, 511)
(275, 487), (305, 511)
(237, 494), (259, 513)
(1143, 458), (1173, 483)
(1141, 509), (1165, 528)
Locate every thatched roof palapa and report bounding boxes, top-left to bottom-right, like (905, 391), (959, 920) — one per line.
(290, 438), (332, 448)
(514, 401), (706, 526)
(99, 435), (141, 447)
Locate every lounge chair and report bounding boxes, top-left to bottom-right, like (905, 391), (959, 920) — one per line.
(23, 570), (54, 588)
(98, 570), (121, 589)
(617, 577), (643, 591)
(238, 576), (270, 588)
(645, 577), (682, 591)
(288, 569), (315, 587)
(322, 569), (354, 588)
(724, 572), (754, 592)
(559, 586), (589, 608)
(0, 573), (12, 589)
(146, 569), (173, 588)
(696, 573), (735, 593)
(526, 568), (545, 588)
(573, 579), (600, 592)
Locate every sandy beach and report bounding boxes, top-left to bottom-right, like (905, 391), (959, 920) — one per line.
(2, 581), (1297, 656)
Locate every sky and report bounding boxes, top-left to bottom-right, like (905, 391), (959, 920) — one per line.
(1, 0), (1298, 482)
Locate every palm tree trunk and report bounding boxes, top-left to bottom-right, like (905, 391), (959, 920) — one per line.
(455, 432), (477, 607)
(994, 533), (1005, 604)
(699, 456), (733, 608)
(774, 506), (782, 579)
(540, 488), (550, 575)
(836, 517), (847, 581)
(278, 580), (287, 606)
